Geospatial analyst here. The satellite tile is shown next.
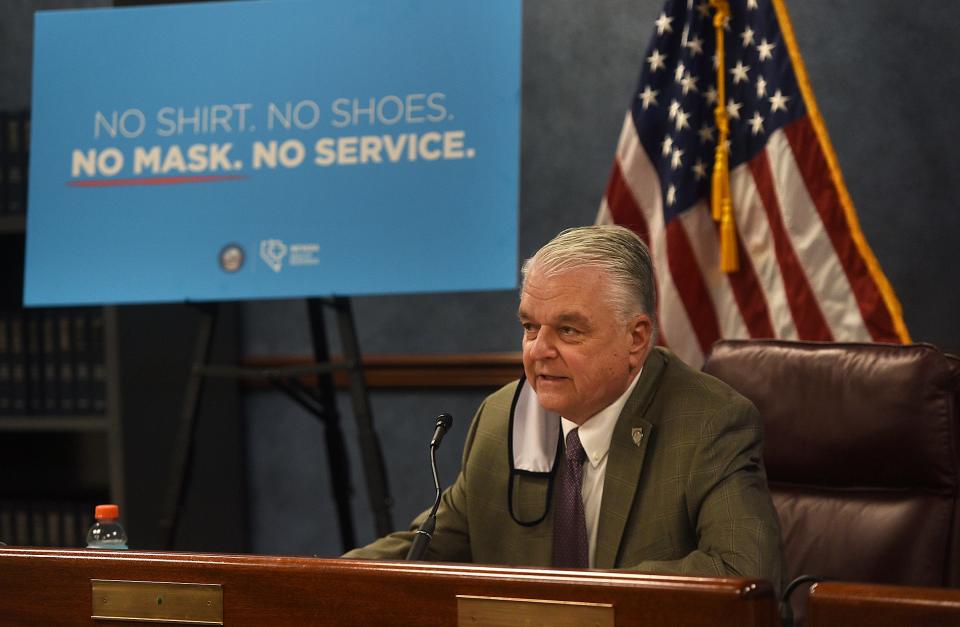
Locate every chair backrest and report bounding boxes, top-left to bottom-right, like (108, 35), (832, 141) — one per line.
(702, 340), (960, 588)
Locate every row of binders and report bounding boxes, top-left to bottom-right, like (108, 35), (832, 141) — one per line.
(0, 499), (94, 548)
(0, 110), (29, 216)
(0, 308), (107, 416)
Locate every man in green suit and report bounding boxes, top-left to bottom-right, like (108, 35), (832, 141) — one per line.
(345, 225), (783, 595)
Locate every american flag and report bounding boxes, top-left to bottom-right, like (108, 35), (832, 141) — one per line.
(598, 0), (910, 368)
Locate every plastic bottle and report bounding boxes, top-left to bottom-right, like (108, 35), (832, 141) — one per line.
(86, 504), (128, 549)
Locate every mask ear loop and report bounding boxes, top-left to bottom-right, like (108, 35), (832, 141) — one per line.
(506, 375), (561, 527)
(507, 435), (560, 526)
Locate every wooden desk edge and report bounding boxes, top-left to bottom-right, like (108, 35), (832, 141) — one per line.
(811, 580), (960, 607)
(0, 546), (773, 597)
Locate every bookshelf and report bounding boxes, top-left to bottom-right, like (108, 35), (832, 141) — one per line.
(0, 108), (124, 548)
(0, 229), (245, 553)
(0, 305), (124, 548)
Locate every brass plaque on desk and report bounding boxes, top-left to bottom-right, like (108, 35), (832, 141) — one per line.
(457, 595), (614, 627)
(91, 580), (223, 624)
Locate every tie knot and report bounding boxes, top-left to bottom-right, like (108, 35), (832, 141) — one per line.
(564, 428), (587, 464)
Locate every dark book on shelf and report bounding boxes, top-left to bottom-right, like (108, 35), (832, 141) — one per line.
(25, 311), (42, 415)
(9, 312), (26, 415)
(29, 509), (46, 546)
(62, 506), (78, 547)
(0, 113), (7, 216)
(89, 310), (106, 414)
(73, 311), (92, 414)
(13, 506), (28, 546)
(42, 310), (59, 414)
(58, 312), (75, 414)
(18, 111), (29, 215)
(0, 505), (11, 545)
(77, 506), (93, 548)
(45, 508), (61, 547)
(4, 113), (24, 215)
(0, 313), (10, 415)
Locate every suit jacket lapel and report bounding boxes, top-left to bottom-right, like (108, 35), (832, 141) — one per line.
(593, 349), (667, 569)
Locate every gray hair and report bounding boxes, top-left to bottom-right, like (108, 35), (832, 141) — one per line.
(521, 225), (658, 330)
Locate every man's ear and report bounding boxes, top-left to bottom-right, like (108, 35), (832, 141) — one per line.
(628, 314), (654, 362)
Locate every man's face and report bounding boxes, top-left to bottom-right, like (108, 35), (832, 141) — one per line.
(518, 266), (653, 425)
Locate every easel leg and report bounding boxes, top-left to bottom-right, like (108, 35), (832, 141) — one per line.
(330, 297), (394, 536)
(160, 302), (219, 550)
(305, 298), (357, 551)
(157, 297), (392, 552)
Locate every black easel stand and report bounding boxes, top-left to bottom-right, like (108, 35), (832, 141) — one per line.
(158, 297), (393, 552)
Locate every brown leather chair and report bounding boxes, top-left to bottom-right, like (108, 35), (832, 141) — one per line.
(702, 340), (960, 621)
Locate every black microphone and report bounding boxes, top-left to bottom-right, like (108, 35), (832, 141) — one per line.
(406, 413), (454, 561)
(430, 412), (453, 447)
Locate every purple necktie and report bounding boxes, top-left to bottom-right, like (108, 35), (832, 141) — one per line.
(552, 427), (589, 568)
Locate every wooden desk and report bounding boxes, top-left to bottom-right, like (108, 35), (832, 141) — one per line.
(809, 581), (960, 627)
(0, 547), (777, 626)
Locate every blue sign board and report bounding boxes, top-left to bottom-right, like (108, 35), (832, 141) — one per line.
(25, 0), (520, 305)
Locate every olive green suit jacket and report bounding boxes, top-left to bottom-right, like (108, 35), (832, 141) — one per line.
(345, 347), (783, 596)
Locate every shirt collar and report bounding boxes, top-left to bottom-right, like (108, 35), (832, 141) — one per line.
(561, 369), (642, 469)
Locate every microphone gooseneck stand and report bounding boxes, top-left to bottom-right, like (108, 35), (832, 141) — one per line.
(779, 574), (827, 627)
(406, 413), (453, 561)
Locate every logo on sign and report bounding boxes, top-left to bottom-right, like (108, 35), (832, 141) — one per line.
(290, 243), (320, 266)
(219, 243), (245, 273)
(260, 239), (288, 273)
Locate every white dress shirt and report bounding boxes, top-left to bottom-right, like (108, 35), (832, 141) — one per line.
(559, 370), (642, 568)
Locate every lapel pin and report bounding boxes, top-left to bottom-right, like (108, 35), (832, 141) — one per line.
(631, 427), (644, 446)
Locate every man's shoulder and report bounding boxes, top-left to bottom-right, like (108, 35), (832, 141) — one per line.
(480, 379), (522, 418)
(652, 347), (757, 417)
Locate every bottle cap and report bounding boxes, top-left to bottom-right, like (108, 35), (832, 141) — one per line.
(95, 504), (119, 520)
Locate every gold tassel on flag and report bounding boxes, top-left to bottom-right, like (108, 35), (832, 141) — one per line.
(709, 0), (738, 273)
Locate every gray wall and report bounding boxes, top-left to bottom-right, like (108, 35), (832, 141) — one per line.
(4, 0), (959, 555)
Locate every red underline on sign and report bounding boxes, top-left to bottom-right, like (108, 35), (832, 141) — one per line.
(67, 174), (248, 187)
